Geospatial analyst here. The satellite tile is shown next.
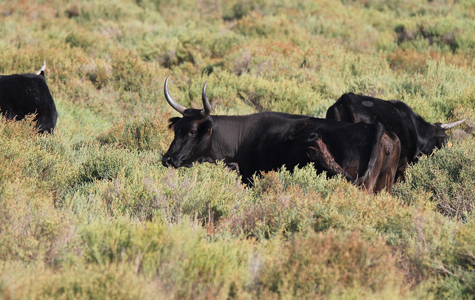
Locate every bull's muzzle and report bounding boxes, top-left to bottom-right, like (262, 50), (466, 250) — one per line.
(162, 156), (173, 167)
(162, 155), (191, 168)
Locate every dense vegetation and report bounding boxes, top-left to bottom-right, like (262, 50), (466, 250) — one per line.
(1, 0), (475, 299)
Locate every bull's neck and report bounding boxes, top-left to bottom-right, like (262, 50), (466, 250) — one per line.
(210, 115), (254, 162)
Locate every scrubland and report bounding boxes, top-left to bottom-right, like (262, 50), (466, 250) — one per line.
(1, 0), (475, 299)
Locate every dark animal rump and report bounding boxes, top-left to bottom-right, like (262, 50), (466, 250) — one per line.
(0, 73), (57, 133)
(325, 93), (421, 180)
(305, 120), (400, 193)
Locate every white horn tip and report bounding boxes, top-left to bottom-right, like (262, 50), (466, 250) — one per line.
(441, 118), (467, 130)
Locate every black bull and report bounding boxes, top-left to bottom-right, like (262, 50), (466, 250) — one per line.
(161, 77), (401, 193)
(0, 61), (57, 133)
(326, 92), (465, 180)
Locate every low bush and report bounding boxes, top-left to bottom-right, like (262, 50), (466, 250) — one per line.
(256, 230), (408, 299)
(394, 137), (475, 220)
(2, 0), (475, 298)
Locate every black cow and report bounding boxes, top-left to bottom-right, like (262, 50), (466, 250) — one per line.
(0, 61), (57, 133)
(326, 92), (465, 180)
(161, 77), (401, 193)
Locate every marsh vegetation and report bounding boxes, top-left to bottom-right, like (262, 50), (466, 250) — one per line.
(1, 0), (475, 298)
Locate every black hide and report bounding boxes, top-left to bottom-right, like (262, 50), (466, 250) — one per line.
(0, 70), (57, 133)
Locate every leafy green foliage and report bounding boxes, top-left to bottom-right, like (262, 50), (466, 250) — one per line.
(395, 137), (475, 220)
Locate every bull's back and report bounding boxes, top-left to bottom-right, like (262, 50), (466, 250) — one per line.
(325, 93), (359, 123)
(326, 93), (413, 142)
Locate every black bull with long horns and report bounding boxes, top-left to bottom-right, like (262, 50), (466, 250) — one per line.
(326, 92), (465, 181)
(161, 77), (401, 193)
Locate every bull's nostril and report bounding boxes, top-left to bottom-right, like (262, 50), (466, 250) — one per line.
(162, 156), (172, 167)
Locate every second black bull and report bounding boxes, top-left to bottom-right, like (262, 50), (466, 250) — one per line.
(161, 77), (400, 193)
(326, 92), (465, 180)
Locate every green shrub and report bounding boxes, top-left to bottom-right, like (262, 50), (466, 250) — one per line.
(0, 177), (77, 265)
(0, 262), (151, 300)
(79, 218), (254, 299)
(97, 115), (172, 152)
(2, 0), (475, 299)
(111, 50), (153, 93)
(394, 137), (475, 220)
(157, 162), (246, 226)
(256, 230), (408, 299)
(77, 145), (136, 183)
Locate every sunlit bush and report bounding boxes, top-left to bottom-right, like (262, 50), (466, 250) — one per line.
(1, 0), (475, 298)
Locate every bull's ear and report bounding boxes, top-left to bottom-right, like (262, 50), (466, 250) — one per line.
(202, 119), (214, 138)
(288, 119), (308, 140)
(168, 117), (181, 129)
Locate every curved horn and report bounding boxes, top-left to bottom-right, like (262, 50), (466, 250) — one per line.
(201, 81), (212, 118)
(36, 60), (46, 76)
(164, 75), (186, 115)
(440, 118), (466, 130)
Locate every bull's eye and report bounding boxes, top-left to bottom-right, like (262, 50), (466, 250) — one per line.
(189, 130), (197, 137)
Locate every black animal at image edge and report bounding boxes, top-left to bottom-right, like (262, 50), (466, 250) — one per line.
(326, 92), (465, 180)
(161, 76), (401, 194)
(0, 61), (57, 133)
